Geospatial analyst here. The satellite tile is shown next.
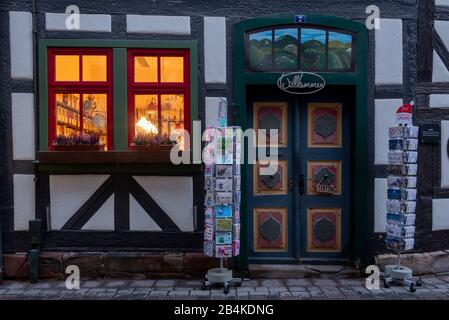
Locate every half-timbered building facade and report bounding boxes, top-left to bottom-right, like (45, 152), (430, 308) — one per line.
(1, 0), (449, 278)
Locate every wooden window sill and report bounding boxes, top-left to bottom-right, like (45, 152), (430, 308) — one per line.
(37, 150), (185, 165)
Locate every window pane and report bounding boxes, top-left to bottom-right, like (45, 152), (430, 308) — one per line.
(82, 55), (107, 81)
(56, 93), (81, 136)
(328, 32), (352, 69)
(134, 56), (158, 82)
(161, 94), (184, 146)
(300, 28), (326, 69)
(274, 28), (298, 69)
(55, 55), (80, 81)
(134, 95), (159, 135)
(248, 30), (273, 70)
(161, 57), (184, 82)
(82, 94), (108, 147)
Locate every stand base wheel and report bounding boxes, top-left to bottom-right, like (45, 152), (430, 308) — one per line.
(410, 283), (416, 293)
(223, 285), (229, 294)
(416, 278), (423, 287)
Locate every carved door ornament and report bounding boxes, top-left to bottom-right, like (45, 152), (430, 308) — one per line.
(259, 171), (281, 190)
(314, 113), (336, 139)
(314, 167), (335, 194)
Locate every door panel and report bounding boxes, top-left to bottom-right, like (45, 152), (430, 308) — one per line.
(248, 96), (295, 259)
(298, 97), (351, 259)
(247, 86), (352, 262)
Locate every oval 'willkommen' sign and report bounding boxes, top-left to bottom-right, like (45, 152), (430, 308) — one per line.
(277, 72), (326, 95)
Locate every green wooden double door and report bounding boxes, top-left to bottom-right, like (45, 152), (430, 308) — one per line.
(247, 85), (353, 262)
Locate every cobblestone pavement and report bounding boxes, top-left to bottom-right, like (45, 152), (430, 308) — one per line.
(1, 275), (449, 300)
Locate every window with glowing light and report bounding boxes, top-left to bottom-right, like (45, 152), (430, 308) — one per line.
(128, 49), (190, 149)
(48, 48), (113, 150)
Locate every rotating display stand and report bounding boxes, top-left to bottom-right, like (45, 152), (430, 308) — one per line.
(381, 103), (422, 293)
(201, 127), (243, 294)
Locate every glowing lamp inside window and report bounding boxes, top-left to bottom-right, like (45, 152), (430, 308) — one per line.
(135, 116), (159, 135)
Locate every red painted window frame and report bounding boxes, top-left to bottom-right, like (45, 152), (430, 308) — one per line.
(127, 48), (190, 147)
(47, 48), (114, 150)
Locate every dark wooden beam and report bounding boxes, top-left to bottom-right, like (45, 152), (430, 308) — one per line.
(2, 231), (203, 252)
(36, 172), (50, 230)
(129, 177), (181, 232)
(433, 26), (449, 72)
(416, 82), (449, 94)
(37, 163), (202, 175)
(37, 150), (174, 164)
(61, 176), (114, 230)
(435, 6), (449, 20)
(417, 0), (435, 82)
(13, 160), (35, 174)
(375, 85), (404, 99)
(114, 174), (130, 231)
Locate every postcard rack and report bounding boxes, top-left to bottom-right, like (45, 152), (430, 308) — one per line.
(201, 127), (242, 294)
(382, 124), (422, 292)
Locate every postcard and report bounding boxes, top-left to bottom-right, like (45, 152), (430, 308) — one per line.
(204, 240), (215, 257)
(215, 205), (233, 218)
(216, 178), (233, 192)
(234, 207), (240, 223)
(234, 176), (241, 191)
(204, 165), (214, 176)
(215, 244), (233, 258)
(388, 188), (401, 200)
(389, 139), (404, 151)
(216, 218), (233, 232)
(204, 192), (215, 207)
(216, 165), (233, 178)
(204, 176), (215, 192)
(215, 232), (232, 245)
(205, 207), (214, 224)
(232, 240), (240, 256)
(233, 192), (241, 206)
(216, 192), (233, 205)
(233, 223), (240, 239)
(204, 224), (214, 241)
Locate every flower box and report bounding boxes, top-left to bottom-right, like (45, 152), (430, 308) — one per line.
(128, 144), (174, 152)
(52, 144), (105, 152)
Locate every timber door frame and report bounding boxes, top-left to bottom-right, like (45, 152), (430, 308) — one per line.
(233, 14), (368, 270)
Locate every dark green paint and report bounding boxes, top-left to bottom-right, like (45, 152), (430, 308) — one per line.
(38, 39), (198, 155)
(233, 14), (368, 270)
(113, 48), (128, 150)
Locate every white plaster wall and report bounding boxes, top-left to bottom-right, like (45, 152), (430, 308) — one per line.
(9, 11), (33, 79)
(436, 0), (449, 6)
(435, 21), (449, 50)
(46, 13), (111, 32)
(432, 51), (449, 82)
(441, 121), (449, 188)
(82, 195), (114, 230)
(134, 176), (193, 231)
(375, 19), (403, 85)
(11, 93), (35, 160)
(374, 178), (387, 233)
(432, 198), (449, 231)
(126, 15), (190, 34)
(49, 175), (109, 229)
(129, 195), (162, 231)
(375, 99), (403, 165)
(14, 174), (35, 231)
(204, 17), (227, 84)
(430, 94), (449, 109)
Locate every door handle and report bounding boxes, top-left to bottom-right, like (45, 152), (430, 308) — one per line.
(299, 174), (305, 195)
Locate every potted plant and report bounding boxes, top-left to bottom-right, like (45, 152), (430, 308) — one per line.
(52, 133), (104, 151)
(129, 132), (176, 151)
